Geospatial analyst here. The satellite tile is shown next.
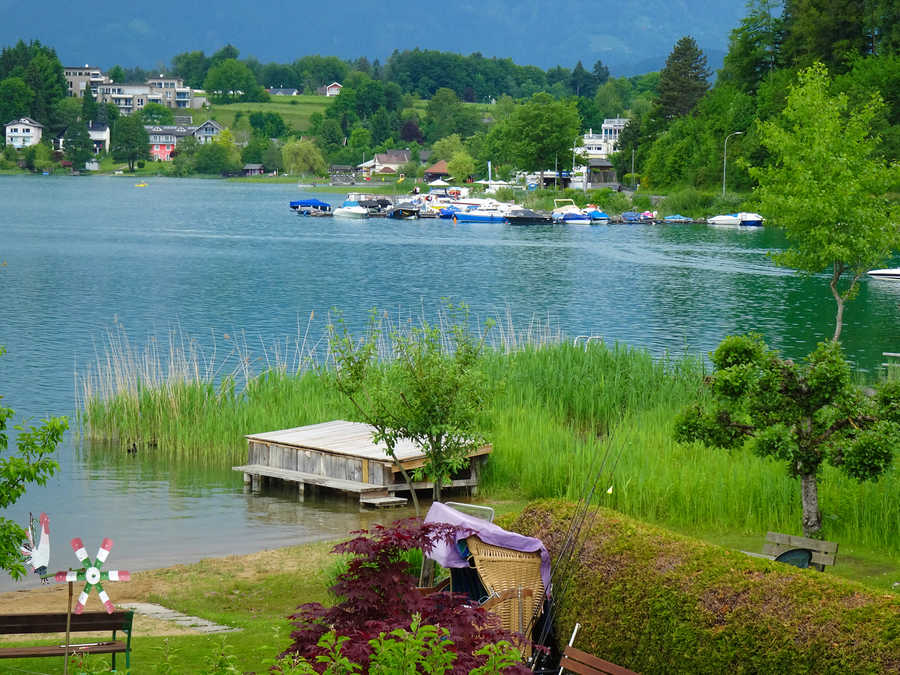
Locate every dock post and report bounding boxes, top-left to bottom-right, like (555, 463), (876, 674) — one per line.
(469, 457), (480, 497)
(297, 481), (305, 502)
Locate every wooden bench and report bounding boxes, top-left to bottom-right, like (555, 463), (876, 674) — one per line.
(762, 531), (838, 571)
(0, 610), (133, 672)
(560, 645), (639, 675)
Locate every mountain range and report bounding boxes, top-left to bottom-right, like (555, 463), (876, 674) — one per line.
(3, 0), (746, 76)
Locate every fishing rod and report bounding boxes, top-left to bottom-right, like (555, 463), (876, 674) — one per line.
(527, 430), (620, 669)
(529, 431), (629, 672)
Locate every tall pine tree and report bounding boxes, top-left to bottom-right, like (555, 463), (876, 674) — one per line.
(656, 36), (711, 119)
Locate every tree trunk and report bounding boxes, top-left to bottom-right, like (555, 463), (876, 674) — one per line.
(829, 264), (845, 342)
(800, 473), (821, 537)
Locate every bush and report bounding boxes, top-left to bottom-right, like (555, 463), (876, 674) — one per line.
(282, 518), (529, 674)
(509, 501), (900, 674)
(658, 188), (718, 218)
(630, 193), (652, 210)
(137, 160), (145, 169)
(586, 188), (630, 214)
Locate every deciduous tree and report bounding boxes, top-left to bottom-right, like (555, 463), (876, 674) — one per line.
(111, 114), (149, 171)
(328, 305), (491, 511)
(508, 92), (582, 175)
(749, 62), (900, 341)
(138, 102), (174, 125)
(0, 346), (67, 579)
(281, 138), (326, 175)
(675, 334), (899, 537)
(0, 77), (34, 124)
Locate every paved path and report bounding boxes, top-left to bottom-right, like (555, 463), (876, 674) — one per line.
(120, 602), (240, 633)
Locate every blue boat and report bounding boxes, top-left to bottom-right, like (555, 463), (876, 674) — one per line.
(663, 214), (693, 223)
(452, 210), (507, 223)
(290, 199), (332, 216)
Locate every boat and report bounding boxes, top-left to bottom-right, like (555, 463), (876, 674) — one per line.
(452, 209), (508, 223)
(387, 202), (420, 219)
(621, 211), (653, 224)
(290, 198), (333, 216)
(867, 268), (900, 280)
(552, 199), (590, 224)
(662, 214), (693, 223)
(333, 196), (369, 218)
(505, 207), (552, 225)
(707, 213), (741, 226)
(708, 212), (765, 227)
(135, 182), (147, 187)
(584, 204), (610, 224)
(737, 212), (764, 227)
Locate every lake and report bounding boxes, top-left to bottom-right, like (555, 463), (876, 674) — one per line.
(2, 175), (898, 591)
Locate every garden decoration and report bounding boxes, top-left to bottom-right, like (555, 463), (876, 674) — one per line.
(20, 512), (51, 582)
(54, 537), (131, 614)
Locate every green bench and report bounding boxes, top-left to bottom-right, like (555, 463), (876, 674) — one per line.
(0, 610), (133, 672)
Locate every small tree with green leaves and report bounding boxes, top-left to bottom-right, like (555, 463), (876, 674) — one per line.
(750, 62), (900, 341)
(674, 334), (899, 537)
(63, 121), (93, 169)
(328, 306), (490, 513)
(0, 346), (68, 578)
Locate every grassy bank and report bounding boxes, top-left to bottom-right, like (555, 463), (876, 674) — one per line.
(77, 325), (900, 589)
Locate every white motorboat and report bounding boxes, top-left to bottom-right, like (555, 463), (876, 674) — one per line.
(708, 212), (764, 227)
(552, 199), (590, 224)
(333, 197), (369, 218)
(707, 213), (741, 226)
(867, 268), (900, 280)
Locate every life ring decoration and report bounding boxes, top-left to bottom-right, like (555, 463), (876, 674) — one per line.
(54, 537), (131, 614)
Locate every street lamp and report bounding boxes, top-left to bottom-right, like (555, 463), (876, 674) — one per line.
(722, 131), (743, 197)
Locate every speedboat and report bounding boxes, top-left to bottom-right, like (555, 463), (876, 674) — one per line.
(505, 207), (552, 225)
(707, 213), (741, 226)
(552, 199), (590, 224)
(737, 212), (764, 227)
(663, 214), (693, 223)
(621, 211), (653, 224)
(867, 268), (900, 280)
(333, 197), (369, 218)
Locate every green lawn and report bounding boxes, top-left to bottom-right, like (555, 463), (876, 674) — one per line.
(194, 96), (333, 133)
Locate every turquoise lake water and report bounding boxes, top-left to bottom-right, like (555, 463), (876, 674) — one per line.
(2, 175), (898, 590)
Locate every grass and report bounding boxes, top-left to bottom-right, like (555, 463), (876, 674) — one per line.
(193, 96), (333, 133)
(76, 321), (900, 591)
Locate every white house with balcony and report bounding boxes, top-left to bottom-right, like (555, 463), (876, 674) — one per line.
(5, 117), (44, 148)
(583, 118), (630, 159)
(64, 65), (108, 98)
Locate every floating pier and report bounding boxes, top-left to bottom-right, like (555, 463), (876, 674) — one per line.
(234, 420), (491, 508)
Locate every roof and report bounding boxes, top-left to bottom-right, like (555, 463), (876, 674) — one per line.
(87, 122), (109, 132)
(243, 163), (264, 169)
(5, 117), (43, 128)
(588, 158), (613, 168)
(425, 159), (449, 174)
(377, 166), (396, 173)
(326, 82), (342, 88)
(375, 149), (411, 165)
(268, 88), (299, 95)
(144, 125), (196, 137)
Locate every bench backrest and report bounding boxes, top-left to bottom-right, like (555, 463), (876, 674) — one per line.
(560, 645), (639, 675)
(763, 532), (838, 567)
(0, 611), (133, 635)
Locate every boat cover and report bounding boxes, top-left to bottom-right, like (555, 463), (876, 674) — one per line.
(290, 199), (331, 209)
(424, 501), (551, 594)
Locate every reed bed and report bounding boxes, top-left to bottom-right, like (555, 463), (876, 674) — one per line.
(77, 320), (900, 557)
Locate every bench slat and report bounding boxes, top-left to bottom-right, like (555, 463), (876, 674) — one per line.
(561, 646), (639, 675)
(765, 532), (838, 553)
(0, 642), (128, 659)
(0, 611), (132, 634)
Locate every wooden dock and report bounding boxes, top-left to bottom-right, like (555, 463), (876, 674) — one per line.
(234, 420), (491, 508)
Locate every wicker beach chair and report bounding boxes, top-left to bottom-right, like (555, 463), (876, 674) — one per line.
(465, 535), (545, 656)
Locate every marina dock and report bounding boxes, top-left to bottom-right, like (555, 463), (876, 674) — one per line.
(234, 420), (491, 507)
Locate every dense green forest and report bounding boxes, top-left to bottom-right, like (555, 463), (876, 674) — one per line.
(2, 0), (897, 191)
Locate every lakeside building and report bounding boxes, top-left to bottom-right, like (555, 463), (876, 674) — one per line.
(316, 82), (343, 96)
(54, 122), (111, 154)
(582, 118), (630, 159)
(64, 65), (108, 98)
(4, 117), (43, 148)
(145, 120), (224, 160)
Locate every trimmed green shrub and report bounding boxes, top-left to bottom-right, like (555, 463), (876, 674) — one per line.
(509, 500), (900, 674)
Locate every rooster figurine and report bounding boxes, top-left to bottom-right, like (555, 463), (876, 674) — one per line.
(20, 512), (50, 583)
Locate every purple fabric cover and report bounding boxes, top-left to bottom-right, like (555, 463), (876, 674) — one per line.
(424, 501), (552, 595)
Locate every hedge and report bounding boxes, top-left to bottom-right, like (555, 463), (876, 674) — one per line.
(507, 500), (899, 674)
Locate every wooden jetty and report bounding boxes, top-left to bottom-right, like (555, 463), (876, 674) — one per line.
(234, 420), (491, 508)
